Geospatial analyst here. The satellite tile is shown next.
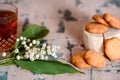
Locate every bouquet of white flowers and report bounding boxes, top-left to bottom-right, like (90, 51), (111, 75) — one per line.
(0, 24), (84, 75)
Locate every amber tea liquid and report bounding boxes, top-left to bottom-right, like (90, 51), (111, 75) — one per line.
(0, 10), (17, 52)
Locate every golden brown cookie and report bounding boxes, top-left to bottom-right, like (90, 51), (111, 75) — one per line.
(85, 22), (109, 34)
(105, 37), (120, 61)
(92, 14), (109, 26)
(103, 13), (120, 29)
(71, 52), (91, 68)
(84, 50), (107, 68)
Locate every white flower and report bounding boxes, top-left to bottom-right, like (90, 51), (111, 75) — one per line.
(30, 57), (34, 61)
(47, 49), (52, 55)
(16, 38), (19, 42)
(14, 49), (19, 53)
(24, 54), (29, 59)
(37, 48), (40, 51)
(2, 52), (6, 57)
(29, 53), (34, 58)
(20, 36), (24, 40)
(25, 46), (30, 50)
(35, 54), (40, 59)
(33, 47), (37, 51)
(21, 41), (26, 45)
(43, 43), (46, 48)
(29, 43), (33, 47)
(40, 50), (46, 55)
(32, 40), (37, 44)
(36, 40), (40, 45)
(40, 55), (44, 60)
(47, 46), (51, 50)
(16, 55), (21, 60)
(33, 50), (37, 54)
(44, 56), (48, 60)
(28, 49), (32, 54)
(24, 44), (27, 48)
(27, 39), (31, 42)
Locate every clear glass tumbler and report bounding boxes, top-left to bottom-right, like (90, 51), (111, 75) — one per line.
(0, 4), (18, 52)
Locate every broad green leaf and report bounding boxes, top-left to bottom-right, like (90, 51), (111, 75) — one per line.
(14, 60), (84, 75)
(21, 24), (49, 40)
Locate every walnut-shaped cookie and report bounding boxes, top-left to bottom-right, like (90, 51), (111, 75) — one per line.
(103, 13), (120, 29)
(85, 22), (109, 34)
(84, 50), (107, 68)
(71, 52), (91, 68)
(92, 14), (109, 26)
(105, 37), (120, 61)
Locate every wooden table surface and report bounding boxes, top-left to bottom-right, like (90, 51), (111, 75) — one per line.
(0, 0), (120, 80)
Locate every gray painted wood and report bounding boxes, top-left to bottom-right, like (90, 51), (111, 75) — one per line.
(0, 0), (120, 80)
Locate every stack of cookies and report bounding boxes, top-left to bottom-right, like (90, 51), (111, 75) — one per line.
(71, 13), (120, 68)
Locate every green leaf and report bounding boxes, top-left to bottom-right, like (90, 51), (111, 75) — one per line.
(21, 24), (49, 40)
(14, 60), (84, 75)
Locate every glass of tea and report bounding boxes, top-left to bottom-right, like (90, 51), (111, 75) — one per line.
(0, 4), (18, 52)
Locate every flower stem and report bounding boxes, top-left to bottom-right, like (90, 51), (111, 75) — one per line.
(0, 58), (14, 65)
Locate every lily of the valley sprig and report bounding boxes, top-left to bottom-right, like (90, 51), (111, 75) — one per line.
(13, 36), (60, 61)
(0, 24), (84, 75)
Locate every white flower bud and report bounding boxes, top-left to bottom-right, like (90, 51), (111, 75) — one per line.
(14, 49), (19, 53)
(47, 46), (51, 50)
(2, 52), (6, 57)
(45, 56), (48, 60)
(47, 49), (51, 54)
(16, 38), (19, 42)
(43, 43), (46, 47)
(24, 44), (27, 48)
(40, 50), (46, 55)
(21, 41), (26, 45)
(43, 51), (46, 55)
(40, 55), (44, 60)
(33, 50), (37, 54)
(35, 54), (40, 59)
(27, 39), (31, 42)
(30, 57), (34, 61)
(25, 46), (30, 50)
(36, 41), (40, 45)
(20, 36), (24, 40)
(28, 49), (32, 53)
(32, 40), (37, 44)
(29, 43), (33, 47)
(37, 48), (40, 51)
(16, 55), (21, 60)
(33, 47), (37, 51)
(30, 52), (35, 57)
(24, 54), (29, 59)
